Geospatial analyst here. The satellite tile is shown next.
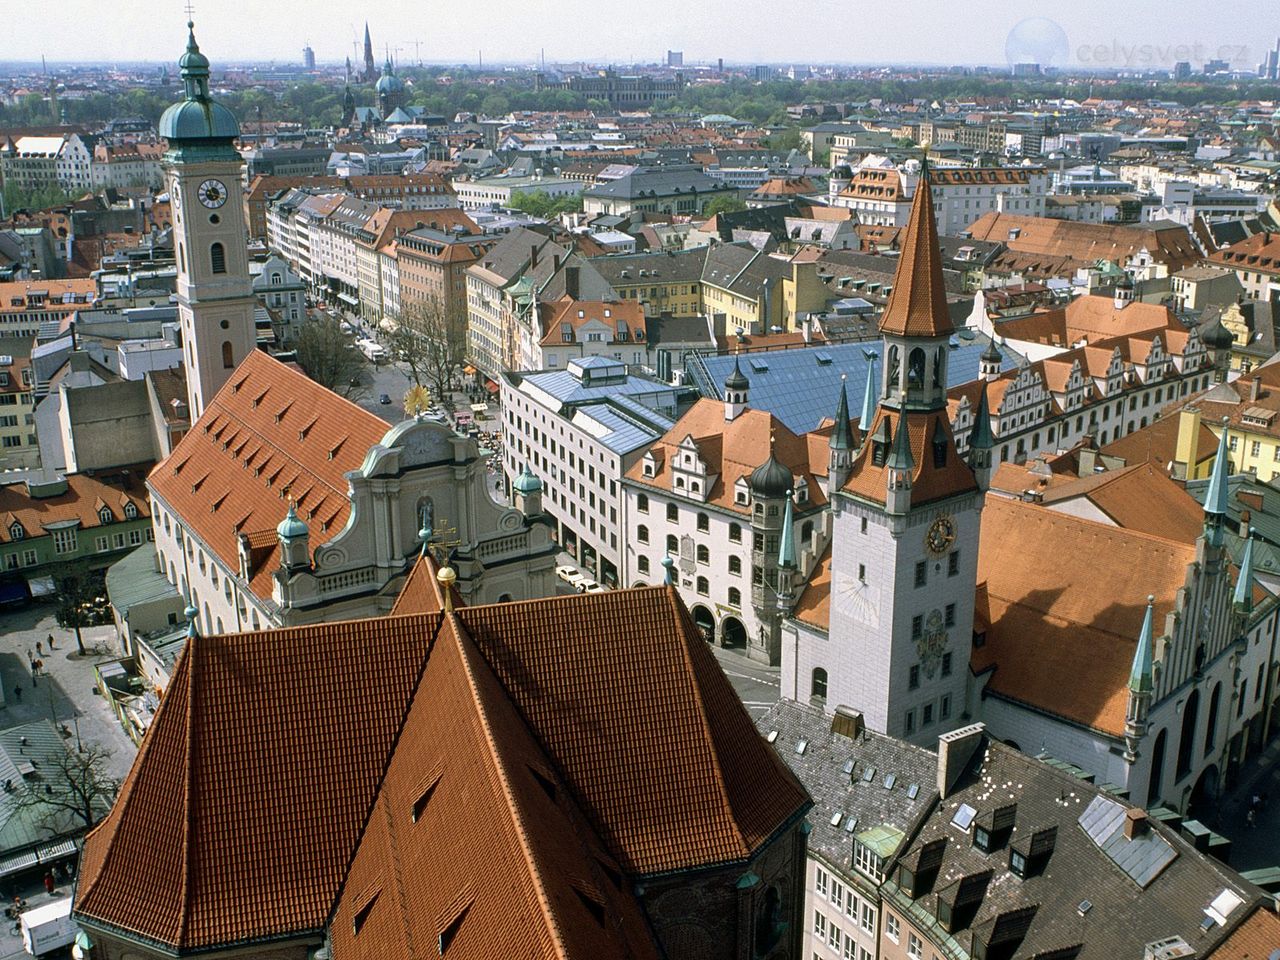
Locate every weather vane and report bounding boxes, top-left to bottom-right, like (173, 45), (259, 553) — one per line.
(183, 0), (195, 25)
(422, 517), (461, 565)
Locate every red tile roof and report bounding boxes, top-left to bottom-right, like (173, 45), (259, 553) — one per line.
(75, 587), (809, 951)
(843, 407), (978, 508)
(878, 168), (954, 340)
(973, 497), (1195, 736)
(0, 466), (150, 543)
(147, 351), (389, 600)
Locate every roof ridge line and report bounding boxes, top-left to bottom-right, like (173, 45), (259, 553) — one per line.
(664, 586), (751, 861)
(447, 614), (573, 959)
(376, 790), (417, 957)
(72, 643), (196, 923)
(176, 633), (199, 946)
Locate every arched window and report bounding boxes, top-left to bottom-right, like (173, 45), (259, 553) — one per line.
(728, 587), (741, 607)
(695, 576), (709, 595)
(728, 555), (741, 575)
(1256, 663), (1266, 702)
(9, 523), (23, 541)
(811, 667), (828, 701)
(124, 502), (138, 519)
(666, 503), (678, 522)
(729, 522), (742, 542)
(696, 544), (709, 564)
(98, 506), (113, 524)
(887, 345), (900, 389)
(210, 242), (226, 274)
(907, 347), (926, 388)
(665, 534), (678, 554)
(1176, 689), (1200, 780)
(1147, 728), (1167, 807)
(222, 341), (234, 369)
(933, 345), (945, 388)
(1204, 683), (1222, 754)
(801, 521), (813, 543)
(637, 525), (649, 544)
(697, 512), (709, 532)
(636, 493), (649, 513)
(638, 556), (650, 574)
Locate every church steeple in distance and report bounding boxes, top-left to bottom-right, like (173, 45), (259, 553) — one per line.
(363, 22), (376, 82)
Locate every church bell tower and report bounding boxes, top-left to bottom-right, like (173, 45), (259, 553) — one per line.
(159, 22), (257, 420)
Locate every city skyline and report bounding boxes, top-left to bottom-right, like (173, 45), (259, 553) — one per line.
(7, 0), (1274, 71)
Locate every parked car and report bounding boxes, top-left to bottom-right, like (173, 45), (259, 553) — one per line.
(555, 565), (578, 582)
(378, 393), (392, 405)
(582, 582), (605, 594)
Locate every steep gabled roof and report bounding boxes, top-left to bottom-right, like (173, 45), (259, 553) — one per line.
(147, 351), (389, 599)
(843, 407), (978, 508)
(878, 166), (953, 340)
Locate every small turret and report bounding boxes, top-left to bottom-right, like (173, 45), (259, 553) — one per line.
(1124, 595), (1156, 762)
(276, 501), (311, 573)
(1233, 528), (1257, 616)
(184, 602), (200, 640)
(724, 356), (750, 422)
(979, 337), (1003, 382)
(1113, 272), (1135, 309)
(1202, 422), (1231, 551)
(1201, 314), (1235, 384)
(776, 490), (797, 610)
(829, 376), (855, 490)
(885, 414), (915, 515)
(969, 379), (995, 491)
(857, 351), (879, 448)
(512, 465), (543, 517)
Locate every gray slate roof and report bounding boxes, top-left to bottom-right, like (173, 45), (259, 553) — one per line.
(883, 738), (1265, 960)
(757, 701), (937, 876)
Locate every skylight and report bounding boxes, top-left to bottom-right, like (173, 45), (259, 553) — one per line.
(951, 804), (978, 830)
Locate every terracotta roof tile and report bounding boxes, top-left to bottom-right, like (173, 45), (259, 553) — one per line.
(792, 544), (831, 631)
(973, 497), (1195, 735)
(1208, 906), (1280, 959)
(878, 169), (953, 340)
(843, 407), (978, 508)
(75, 588), (809, 950)
(0, 466), (150, 543)
(1039, 461), (1205, 544)
(147, 352), (389, 600)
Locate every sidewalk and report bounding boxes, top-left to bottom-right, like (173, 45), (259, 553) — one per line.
(1196, 737), (1280, 871)
(0, 604), (139, 783)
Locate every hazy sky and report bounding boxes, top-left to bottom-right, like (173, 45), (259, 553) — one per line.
(11, 0), (1277, 70)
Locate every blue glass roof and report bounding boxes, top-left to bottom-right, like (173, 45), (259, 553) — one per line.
(689, 336), (1018, 434)
(572, 402), (675, 455)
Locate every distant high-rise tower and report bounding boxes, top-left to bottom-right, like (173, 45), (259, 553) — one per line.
(302, 45), (315, 71)
(666, 50), (683, 68)
(363, 23), (376, 82)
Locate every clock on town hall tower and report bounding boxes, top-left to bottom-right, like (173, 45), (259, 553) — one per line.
(159, 21), (257, 420)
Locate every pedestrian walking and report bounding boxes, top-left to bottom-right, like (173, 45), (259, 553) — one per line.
(46, 633), (54, 650)
(25, 649), (31, 662)
(42, 872), (53, 895)
(35, 642), (41, 657)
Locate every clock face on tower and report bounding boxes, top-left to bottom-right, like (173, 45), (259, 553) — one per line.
(925, 514), (956, 557)
(197, 179), (228, 208)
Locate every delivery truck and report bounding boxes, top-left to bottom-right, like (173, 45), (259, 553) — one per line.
(20, 898), (75, 956)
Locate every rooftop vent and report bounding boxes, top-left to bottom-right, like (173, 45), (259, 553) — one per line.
(831, 706), (865, 740)
(1077, 899), (1093, 918)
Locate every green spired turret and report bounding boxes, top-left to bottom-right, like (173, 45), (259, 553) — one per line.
(778, 492), (797, 570)
(1128, 595), (1155, 695)
(1233, 529), (1257, 614)
(831, 379), (854, 452)
(858, 351), (879, 438)
(1203, 422), (1232, 548)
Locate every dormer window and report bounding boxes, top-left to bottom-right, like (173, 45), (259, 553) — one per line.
(124, 502), (138, 519)
(8, 523), (22, 541)
(98, 507), (113, 524)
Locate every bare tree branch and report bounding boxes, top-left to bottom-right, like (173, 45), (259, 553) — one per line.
(12, 741), (118, 834)
(386, 296), (468, 402)
(295, 316), (368, 401)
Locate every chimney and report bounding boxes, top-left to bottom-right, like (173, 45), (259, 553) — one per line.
(553, 253), (562, 272)
(937, 723), (985, 800)
(1250, 376), (1261, 403)
(529, 243), (539, 269)
(1172, 405), (1201, 480)
(1078, 447), (1098, 477)
(1123, 807), (1149, 840)
(1241, 508), (1252, 537)
(565, 264), (580, 300)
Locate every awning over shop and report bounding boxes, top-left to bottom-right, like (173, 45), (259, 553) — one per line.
(336, 291), (359, 306)
(0, 851), (37, 878)
(484, 379), (499, 395)
(463, 365), (477, 376)
(37, 840), (77, 863)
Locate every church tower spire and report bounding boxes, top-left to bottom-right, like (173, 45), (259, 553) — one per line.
(1203, 421), (1231, 553)
(363, 23), (376, 82)
(1124, 595), (1156, 761)
(829, 376), (855, 490)
(159, 20), (256, 420)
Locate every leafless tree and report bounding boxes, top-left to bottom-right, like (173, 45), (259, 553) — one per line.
(13, 741), (119, 834)
(387, 296), (469, 401)
(294, 315), (368, 401)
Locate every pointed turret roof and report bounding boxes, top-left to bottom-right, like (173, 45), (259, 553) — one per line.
(1234, 530), (1256, 613)
(724, 355), (749, 392)
(1204, 423), (1231, 519)
(878, 160), (953, 340)
(831, 378), (854, 451)
(886, 414), (915, 472)
(858, 352), (878, 432)
(1128, 595), (1155, 694)
(971, 379), (995, 450)
(778, 492), (797, 569)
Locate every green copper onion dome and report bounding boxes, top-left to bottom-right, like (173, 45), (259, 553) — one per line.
(159, 22), (241, 143)
(512, 466), (543, 495)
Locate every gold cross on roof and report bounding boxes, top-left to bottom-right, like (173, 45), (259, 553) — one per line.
(423, 518), (462, 564)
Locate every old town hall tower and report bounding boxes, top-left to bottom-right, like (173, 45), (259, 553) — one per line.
(160, 22), (257, 419)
